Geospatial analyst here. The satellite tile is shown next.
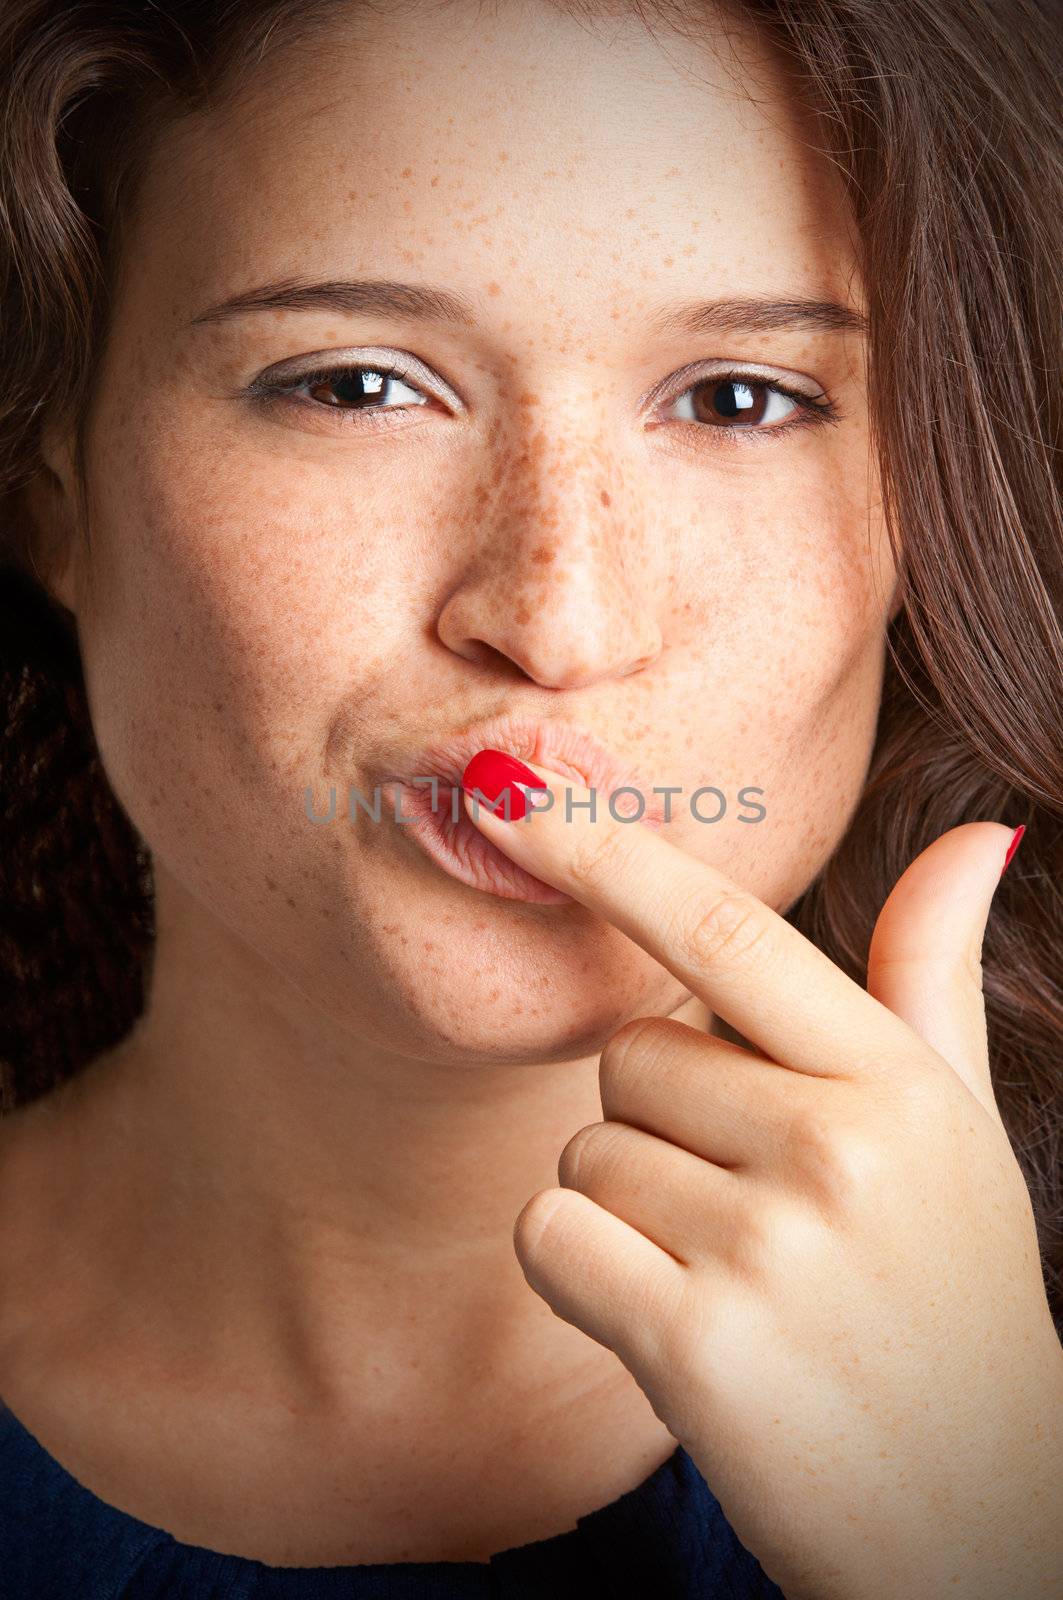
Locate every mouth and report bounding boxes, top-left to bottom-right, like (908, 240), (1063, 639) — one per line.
(380, 712), (664, 904)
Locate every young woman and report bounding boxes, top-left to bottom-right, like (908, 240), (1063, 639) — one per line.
(0, 0), (1060, 1595)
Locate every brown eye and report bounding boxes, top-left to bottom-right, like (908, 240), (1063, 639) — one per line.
(302, 365), (431, 414)
(665, 376), (802, 430)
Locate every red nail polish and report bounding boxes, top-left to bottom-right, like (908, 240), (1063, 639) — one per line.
(1000, 824), (1025, 877)
(461, 748), (545, 822)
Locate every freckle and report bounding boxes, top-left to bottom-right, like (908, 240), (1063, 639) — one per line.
(265, 876), (277, 892)
(486, 281), (501, 296)
(424, 939), (437, 950)
(517, 392), (540, 406)
(213, 700), (222, 712)
(285, 896), (296, 908)
(531, 545), (556, 564)
(515, 604), (531, 624)
(430, 174), (439, 186)
(663, 256), (674, 267)
(489, 988), (501, 1000)
(600, 490), (611, 506)
(498, 150), (508, 162)
(402, 166), (413, 177)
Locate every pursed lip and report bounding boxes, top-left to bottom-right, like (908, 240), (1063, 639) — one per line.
(384, 711), (666, 828)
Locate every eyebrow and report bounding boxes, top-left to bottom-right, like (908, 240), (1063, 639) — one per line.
(648, 295), (868, 340)
(187, 278), (478, 328)
(187, 276), (868, 339)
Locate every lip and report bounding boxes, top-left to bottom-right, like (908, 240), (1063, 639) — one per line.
(397, 712), (664, 821)
(381, 712), (665, 903)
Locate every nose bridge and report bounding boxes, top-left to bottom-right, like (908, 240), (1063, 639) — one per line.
(485, 398), (645, 583)
(435, 401), (664, 688)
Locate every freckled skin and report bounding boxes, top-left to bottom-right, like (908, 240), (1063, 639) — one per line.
(14, 0), (901, 1552)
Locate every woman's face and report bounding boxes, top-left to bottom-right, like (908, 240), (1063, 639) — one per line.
(45, 0), (897, 1064)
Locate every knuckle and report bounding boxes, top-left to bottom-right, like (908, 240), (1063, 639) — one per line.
(515, 1187), (569, 1255)
(783, 1103), (838, 1170)
(679, 889), (769, 973)
(557, 1120), (618, 1189)
(599, 1017), (667, 1094)
(824, 1133), (884, 1203)
(723, 1196), (812, 1285)
(568, 818), (640, 890)
(785, 1106), (885, 1209)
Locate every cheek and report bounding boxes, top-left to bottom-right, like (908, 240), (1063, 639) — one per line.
(74, 427), (430, 852)
(629, 446), (892, 902)
(654, 436), (892, 729)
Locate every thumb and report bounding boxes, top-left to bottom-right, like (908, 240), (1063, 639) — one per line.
(865, 820), (1024, 1123)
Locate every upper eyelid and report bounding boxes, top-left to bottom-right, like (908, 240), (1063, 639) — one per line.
(249, 347), (458, 404)
(639, 357), (825, 409)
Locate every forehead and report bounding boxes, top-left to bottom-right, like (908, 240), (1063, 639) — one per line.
(115, 0), (859, 337)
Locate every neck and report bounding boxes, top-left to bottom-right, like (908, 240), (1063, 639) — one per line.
(38, 863), (716, 1420)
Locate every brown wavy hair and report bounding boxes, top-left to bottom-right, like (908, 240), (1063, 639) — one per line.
(1, 0), (1060, 1334)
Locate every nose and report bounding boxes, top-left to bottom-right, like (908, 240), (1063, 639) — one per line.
(435, 437), (664, 690)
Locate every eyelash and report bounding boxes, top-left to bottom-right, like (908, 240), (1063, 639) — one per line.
(244, 359), (841, 446)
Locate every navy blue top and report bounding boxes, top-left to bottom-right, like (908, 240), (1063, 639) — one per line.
(0, 1400), (787, 1597)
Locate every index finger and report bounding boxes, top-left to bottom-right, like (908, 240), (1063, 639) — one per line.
(462, 758), (917, 1079)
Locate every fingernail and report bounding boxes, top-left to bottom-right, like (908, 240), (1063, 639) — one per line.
(1000, 824), (1025, 878)
(461, 748), (546, 823)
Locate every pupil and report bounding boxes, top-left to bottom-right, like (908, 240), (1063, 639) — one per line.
(335, 371), (384, 407)
(713, 380), (755, 419)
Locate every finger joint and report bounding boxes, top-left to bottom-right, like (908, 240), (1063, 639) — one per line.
(680, 889), (769, 974)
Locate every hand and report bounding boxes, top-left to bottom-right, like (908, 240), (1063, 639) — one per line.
(462, 758), (1063, 1600)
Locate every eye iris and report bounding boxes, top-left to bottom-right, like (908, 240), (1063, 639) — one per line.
(308, 369), (389, 408)
(693, 379), (769, 426)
